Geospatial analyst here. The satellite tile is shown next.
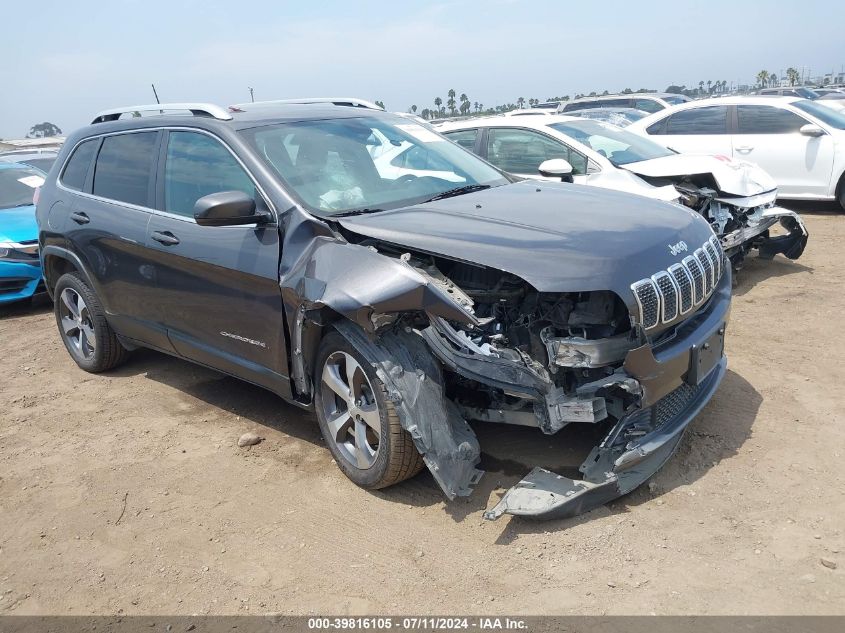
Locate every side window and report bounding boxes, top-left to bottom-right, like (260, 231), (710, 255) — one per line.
(663, 106), (728, 135)
(93, 132), (158, 206)
(736, 105), (807, 134)
(443, 129), (479, 151)
(487, 128), (583, 175)
(61, 139), (98, 191)
(634, 99), (663, 113)
(163, 132), (255, 217)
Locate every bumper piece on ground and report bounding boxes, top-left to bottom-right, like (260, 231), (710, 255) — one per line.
(484, 356), (727, 521)
(721, 207), (808, 262)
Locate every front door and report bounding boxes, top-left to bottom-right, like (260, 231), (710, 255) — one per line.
(732, 104), (835, 198)
(146, 129), (289, 396)
(483, 127), (589, 181)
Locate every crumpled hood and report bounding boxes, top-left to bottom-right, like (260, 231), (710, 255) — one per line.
(339, 181), (715, 301)
(0, 205), (37, 243)
(622, 154), (776, 196)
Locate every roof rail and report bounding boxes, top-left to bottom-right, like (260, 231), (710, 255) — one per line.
(91, 103), (233, 124)
(230, 97), (384, 111)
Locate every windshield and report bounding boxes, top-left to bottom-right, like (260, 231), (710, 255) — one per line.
(240, 116), (508, 215)
(663, 95), (691, 105)
(549, 119), (675, 165)
(793, 99), (845, 129)
(0, 166), (44, 209)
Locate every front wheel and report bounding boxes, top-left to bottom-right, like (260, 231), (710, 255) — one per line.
(53, 272), (129, 372)
(314, 330), (424, 489)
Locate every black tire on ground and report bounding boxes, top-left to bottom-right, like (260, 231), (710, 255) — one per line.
(839, 176), (845, 212)
(53, 272), (130, 373)
(314, 329), (425, 490)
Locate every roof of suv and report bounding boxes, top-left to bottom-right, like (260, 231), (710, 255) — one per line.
(73, 101), (394, 141)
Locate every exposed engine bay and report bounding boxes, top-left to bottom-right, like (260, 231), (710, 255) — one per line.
(637, 172), (808, 267)
(329, 237), (730, 520)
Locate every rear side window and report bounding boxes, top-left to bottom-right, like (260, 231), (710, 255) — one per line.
(661, 106), (728, 135)
(163, 131), (254, 217)
(61, 140), (98, 191)
(443, 129), (479, 150)
(736, 105), (807, 134)
(633, 98), (663, 113)
(93, 132), (158, 206)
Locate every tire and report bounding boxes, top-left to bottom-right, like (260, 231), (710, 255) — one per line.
(839, 177), (845, 212)
(53, 272), (130, 373)
(314, 330), (424, 489)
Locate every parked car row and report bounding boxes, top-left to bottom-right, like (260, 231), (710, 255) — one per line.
(438, 109), (808, 267)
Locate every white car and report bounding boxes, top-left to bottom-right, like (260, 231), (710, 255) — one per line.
(437, 113), (808, 265)
(628, 96), (845, 208)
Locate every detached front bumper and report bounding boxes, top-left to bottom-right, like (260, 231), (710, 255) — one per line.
(484, 357), (725, 520)
(484, 269), (732, 521)
(721, 206), (808, 261)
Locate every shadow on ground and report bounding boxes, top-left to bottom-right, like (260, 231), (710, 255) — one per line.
(103, 345), (759, 534)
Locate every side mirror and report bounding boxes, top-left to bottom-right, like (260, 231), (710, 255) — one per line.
(799, 124), (825, 138)
(538, 158), (574, 182)
(193, 191), (268, 226)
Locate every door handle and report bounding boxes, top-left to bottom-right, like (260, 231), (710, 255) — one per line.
(70, 212), (90, 225)
(735, 146), (754, 153)
(150, 231), (180, 246)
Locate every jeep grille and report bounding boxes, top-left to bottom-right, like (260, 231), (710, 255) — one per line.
(631, 236), (724, 331)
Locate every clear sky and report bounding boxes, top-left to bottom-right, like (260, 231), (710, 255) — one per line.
(1, 0), (843, 139)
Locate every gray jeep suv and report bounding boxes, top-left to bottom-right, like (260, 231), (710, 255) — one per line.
(36, 99), (730, 520)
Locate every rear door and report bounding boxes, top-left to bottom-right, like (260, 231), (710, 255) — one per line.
(63, 130), (173, 351)
(644, 105), (732, 156)
(146, 129), (289, 395)
(732, 104), (835, 197)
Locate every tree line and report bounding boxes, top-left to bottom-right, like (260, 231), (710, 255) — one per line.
(402, 67), (808, 120)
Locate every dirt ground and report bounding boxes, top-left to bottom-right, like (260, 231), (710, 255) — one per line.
(1, 203), (843, 616)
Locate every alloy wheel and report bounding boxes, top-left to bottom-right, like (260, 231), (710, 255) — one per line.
(58, 287), (96, 361)
(319, 351), (382, 470)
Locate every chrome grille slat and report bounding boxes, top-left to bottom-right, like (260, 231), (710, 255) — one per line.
(653, 271), (678, 323)
(668, 263), (693, 314)
(683, 255), (705, 305)
(632, 236), (724, 330)
(632, 279), (660, 330)
(695, 248), (713, 295)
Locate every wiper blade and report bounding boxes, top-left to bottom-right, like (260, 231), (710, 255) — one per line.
(333, 207), (385, 217)
(424, 184), (491, 202)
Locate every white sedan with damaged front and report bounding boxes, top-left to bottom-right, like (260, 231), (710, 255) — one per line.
(437, 114), (808, 267)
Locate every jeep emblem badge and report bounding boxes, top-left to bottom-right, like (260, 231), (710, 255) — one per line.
(668, 240), (688, 256)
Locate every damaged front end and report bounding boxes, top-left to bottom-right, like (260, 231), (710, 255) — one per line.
(641, 172), (808, 268)
(332, 239), (732, 521)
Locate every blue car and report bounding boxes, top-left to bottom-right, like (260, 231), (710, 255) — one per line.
(0, 162), (45, 304)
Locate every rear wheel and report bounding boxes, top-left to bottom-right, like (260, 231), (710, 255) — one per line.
(314, 330), (424, 489)
(54, 272), (129, 372)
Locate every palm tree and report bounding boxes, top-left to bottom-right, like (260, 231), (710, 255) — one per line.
(706, 80), (712, 94)
(786, 67), (800, 86)
(459, 93), (469, 115)
(434, 97), (442, 116)
(756, 70), (769, 88)
(411, 105), (417, 114)
(698, 80), (705, 96)
(516, 96), (525, 109)
(447, 89), (457, 116)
